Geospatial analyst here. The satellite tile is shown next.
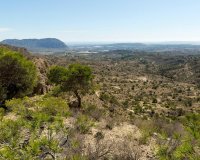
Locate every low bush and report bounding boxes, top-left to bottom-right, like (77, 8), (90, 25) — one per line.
(83, 103), (105, 121)
(75, 114), (95, 134)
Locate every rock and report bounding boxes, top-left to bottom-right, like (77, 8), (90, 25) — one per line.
(68, 99), (79, 108)
(33, 57), (50, 94)
(59, 135), (69, 147)
(153, 132), (158, 137)
(113, 86), (121, 90)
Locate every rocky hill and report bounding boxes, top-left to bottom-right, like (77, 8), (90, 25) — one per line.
(1, 38), (68, 53)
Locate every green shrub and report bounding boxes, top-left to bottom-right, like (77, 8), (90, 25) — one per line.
(6, 96), (70, 118)
(0, 108), (5, 120)
(173, 141), (194, 159)
(122, 100), (129, 109)
(94, 131), (104, 142)
(27, 137), (60, 157)
(38, 97), (69, 117)
(139, 130), (150, 145)
(0, 47), (37, 101)
(109, 95), (119, 105)
(6, 96), (69, 131)
(48, 63), (94, 108)
(134, 105), (143, 114)
(0, 119), (25, 147)
(182, 113), (200, 139)
(157, 146), (169, 160)
(75, 114), (95, 134)
(6, 97), (30, 114)
(99, 92), (110, 102)
(83, 103), (104, 121)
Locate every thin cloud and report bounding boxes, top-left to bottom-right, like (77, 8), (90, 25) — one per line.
(58, 29), (108, 33)
(59, 30), (92, 33)
(0, 27), (12, 33)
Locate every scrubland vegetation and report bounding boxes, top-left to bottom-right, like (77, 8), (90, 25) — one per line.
(0, 45), (200, 159)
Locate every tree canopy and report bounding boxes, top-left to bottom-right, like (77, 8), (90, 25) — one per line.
(48, 63), (94, 107)
(0, 47), (37, 102)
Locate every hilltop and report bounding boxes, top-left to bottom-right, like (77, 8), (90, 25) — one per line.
(1, 38), (68, 53)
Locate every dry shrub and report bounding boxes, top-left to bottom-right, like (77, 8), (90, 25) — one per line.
(85, 138), (141, 160)
(133, 117), (186, 139)
(112, 139), (142, 160)
(86, 139), (113, 160)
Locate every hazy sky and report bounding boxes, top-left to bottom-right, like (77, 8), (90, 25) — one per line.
(1, 0), (200, 42)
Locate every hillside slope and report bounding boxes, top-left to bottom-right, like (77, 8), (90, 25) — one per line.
(1, 38), (68, 52)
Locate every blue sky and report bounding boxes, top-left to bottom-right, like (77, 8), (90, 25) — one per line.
(0, 0), (200, 42)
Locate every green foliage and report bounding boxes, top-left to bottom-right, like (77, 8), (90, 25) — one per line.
(0, 108), (5, 120)
(99, 92), (110, 102)
(122, 100), (129, 109)
(0, 85), (6, 102)
(182, 113), (200, 139)
(67, 154), (88, 160)
(138, 130), (150, 145)
(109, 95), (119, 105)
(83, 103), (105, 121)
(48, 64), (93, 93)
(0, 47), (37, 101)
(6, 96), (69, 121)
(0, 96), (69, 159)
(0, 119), (25, 148)
(134, 105), (143, 114)
(0, 119), (62, 159)
(27, 137), (60, 157)
(61, 63), (94, 94)
(157, 139), (199, 160)
(156, 114), (200, 160)
(38, 97), (69, 116)
(6, 97), (30, 114)
(6, 96), (69, 131)
(75, 114), (95, 134)
(47, 65), (68, 85)
(173, 141), (194, 159)
(48, 63), (94, 107)
(47, 85), (63, 97)
(183, 98), (193, 107)
(157, 146), (170, 160)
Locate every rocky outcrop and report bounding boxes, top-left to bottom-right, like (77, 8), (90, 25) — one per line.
(33, 57), (50, 94)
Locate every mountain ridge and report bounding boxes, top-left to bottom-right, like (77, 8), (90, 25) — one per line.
(1, 38), (68, 53)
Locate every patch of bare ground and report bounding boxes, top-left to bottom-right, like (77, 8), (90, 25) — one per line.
(3, 112), (18, 121)
(84, 121), (156, 159)
(137, 76), (148, 82)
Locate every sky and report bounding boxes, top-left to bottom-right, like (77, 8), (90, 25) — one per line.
(0, 0), (200, 43)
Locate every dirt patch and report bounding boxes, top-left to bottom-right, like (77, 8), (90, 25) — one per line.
(137, 76), (148, 82)
(3, 113), (18, 121)
(84, 122), (156, 159)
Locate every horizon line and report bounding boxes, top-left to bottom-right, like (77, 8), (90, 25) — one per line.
(1, 38), (200, 45)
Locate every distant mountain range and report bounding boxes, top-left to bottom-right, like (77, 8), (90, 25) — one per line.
(2, 38), (200, 54)
(69, 42), (200, 53)
(1, 38), (68, 53)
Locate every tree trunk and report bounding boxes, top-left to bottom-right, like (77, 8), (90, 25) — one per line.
(74, 91), (81, 108)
